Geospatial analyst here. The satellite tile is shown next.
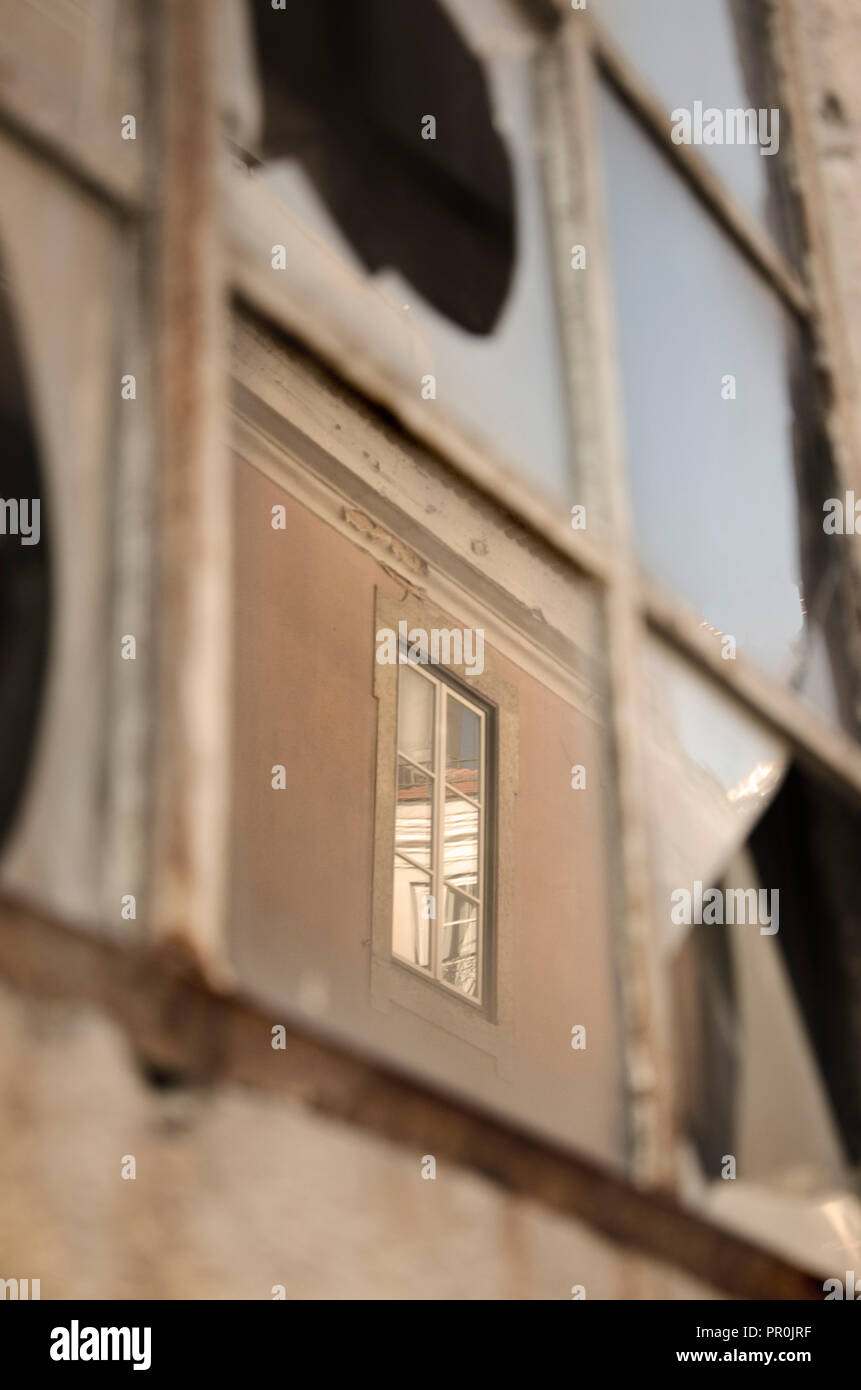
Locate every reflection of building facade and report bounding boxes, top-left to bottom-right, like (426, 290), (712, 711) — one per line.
(0, 0), (861, 1299)
(394, 660), (484, 1001)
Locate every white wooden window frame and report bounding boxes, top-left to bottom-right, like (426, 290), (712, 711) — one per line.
(394, 659), (488, 1008)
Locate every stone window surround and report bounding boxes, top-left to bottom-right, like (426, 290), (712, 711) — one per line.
(371, 586), (518, 1054)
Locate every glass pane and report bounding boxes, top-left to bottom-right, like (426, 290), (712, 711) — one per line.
(396, 759), (433, 868)
(443, 792), (479, 890)
(441, 889), (479, 999)
(397, 664), (434, 768)
(593, 0), (796, 258)
(445, 693), (480, 795)
(393, 857), (433, 970)
(598, 85), (837, 697)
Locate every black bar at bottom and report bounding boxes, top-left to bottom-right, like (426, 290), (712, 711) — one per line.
(3, 1297), (857, 1374)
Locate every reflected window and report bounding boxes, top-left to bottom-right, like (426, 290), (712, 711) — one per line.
(393, 661), (489, 1004)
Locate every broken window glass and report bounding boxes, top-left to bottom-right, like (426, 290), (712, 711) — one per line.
(226, 0), (574, 504)
(673, 762), (861, 1271)
(748, 764), (861, 1170)
(642, 638), (789, 947)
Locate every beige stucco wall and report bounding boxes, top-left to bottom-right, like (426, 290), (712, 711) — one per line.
(0, 975), (721, 1300)
(228, 456), (626, 1171)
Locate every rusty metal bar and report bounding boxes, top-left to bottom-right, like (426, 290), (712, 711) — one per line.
(151, 0), (232, 973)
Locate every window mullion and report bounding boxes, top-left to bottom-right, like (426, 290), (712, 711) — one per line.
(432, 681), (445, 983)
